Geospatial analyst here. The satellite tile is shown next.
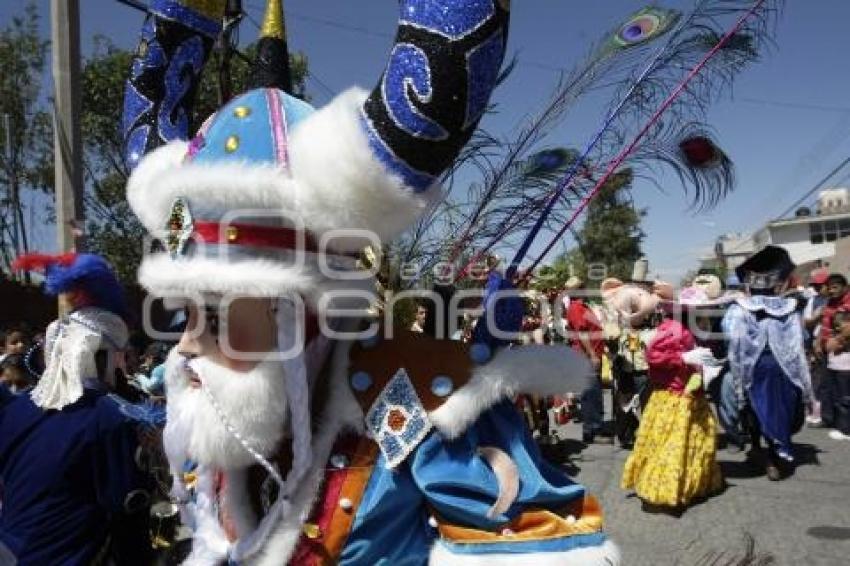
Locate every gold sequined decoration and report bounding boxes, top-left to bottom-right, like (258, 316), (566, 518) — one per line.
(233, 106), (251, 118)
(167, 199), (186, 254)
(260, 0), (286, 40)
(303, 523), (322, 539)
(224, 135), (239, 153)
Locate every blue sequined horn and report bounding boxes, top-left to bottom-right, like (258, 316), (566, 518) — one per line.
(122, 0), (226, 170)
(361, 0), (511, 193)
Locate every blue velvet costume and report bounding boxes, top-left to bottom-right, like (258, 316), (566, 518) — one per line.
(0, 379), (153, 565)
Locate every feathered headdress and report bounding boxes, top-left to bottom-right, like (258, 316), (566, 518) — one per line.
(12, 252), (129, 410)
(12, 252), (128, 319)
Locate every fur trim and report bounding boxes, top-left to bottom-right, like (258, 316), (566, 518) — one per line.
(137, 253), (376, 310)
(250, 332), (364, 566)
(127, 89), (438, 253)
(126, 140), (192, 233)
(429, 539), (621, 566)
(430, 345), (593, 440)
(128, 145), (292, 236)
(287, 87), (439, 251)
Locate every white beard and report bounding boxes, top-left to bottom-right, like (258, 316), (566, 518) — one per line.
(163, 350), (289, 469)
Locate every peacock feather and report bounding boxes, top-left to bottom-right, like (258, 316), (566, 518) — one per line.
(394, 0), (783, 287)
(607, 6), (682, 52)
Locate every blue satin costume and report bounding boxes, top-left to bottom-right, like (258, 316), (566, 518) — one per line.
(723, 296), (812, 460)
(340, 402), (602, 564)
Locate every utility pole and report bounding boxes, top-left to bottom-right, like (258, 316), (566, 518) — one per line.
(4, 112), (30, 283)
(2, 114), (20, 256)
(51, 0), (85, 253)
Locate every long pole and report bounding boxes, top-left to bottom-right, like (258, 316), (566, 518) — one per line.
(2, 114), (20, 256)
(51, 0), (85, 253)
(1, 114), (17, 277)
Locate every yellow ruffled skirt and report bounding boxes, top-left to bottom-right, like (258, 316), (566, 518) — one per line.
(621, 389), (723, 508)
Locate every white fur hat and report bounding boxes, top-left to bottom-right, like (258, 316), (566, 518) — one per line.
(127, 87), (434, 306)
(125, 0), (511, 310)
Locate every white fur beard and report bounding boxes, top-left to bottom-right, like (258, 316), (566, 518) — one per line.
(164, 353), (289, 469)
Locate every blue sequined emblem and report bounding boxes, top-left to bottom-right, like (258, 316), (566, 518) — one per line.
(365, 368), (434, 468)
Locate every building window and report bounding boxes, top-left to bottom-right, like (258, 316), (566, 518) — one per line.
(826, 220), (838, 242)
(811, 221), (824, 244)
(840, 219), (850, 238)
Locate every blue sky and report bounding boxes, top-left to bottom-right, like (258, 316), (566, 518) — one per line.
(4, 0), (850, 282)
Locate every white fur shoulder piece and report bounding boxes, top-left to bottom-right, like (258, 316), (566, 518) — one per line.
(429, 345), (593, 440)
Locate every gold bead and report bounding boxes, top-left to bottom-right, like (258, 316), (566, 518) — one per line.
(303, 523), (322, 539)
(233, 106), (251, 118)
(226, 226), (238, 242)
(224, 135), (239, 153)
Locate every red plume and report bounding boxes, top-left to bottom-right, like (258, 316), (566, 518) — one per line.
(11, 253), (78, 273)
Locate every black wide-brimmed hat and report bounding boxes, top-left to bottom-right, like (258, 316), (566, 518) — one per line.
(735, 245), (795, 290)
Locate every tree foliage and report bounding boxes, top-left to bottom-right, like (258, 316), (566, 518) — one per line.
(0, 3), (53, 272)
(536, 169), (645, 289)
(0, 3), (309, 282)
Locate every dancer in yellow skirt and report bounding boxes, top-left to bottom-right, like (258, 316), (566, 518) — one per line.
(622, 314), (724, 510)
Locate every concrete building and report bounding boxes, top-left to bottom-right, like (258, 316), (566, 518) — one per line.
(701, 188), (850, 275)
(699, 232), (756, 273)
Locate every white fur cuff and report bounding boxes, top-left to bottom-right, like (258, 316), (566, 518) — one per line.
(430, 345), (593, 440)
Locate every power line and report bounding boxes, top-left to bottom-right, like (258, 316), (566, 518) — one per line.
(774, 155), (850, 221)
(305, 71), (336, 99)
(242, 7), (261, 30)
(287, 10), (393, 40)
(717, 154), (850, 257)
(114, 0), (147, 12)
(243, 0), (392, 39)
(238, 5), (338, 100)
(739, 97), (850, 114)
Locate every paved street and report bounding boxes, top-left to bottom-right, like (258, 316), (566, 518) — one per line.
(550, 404), (850, 565)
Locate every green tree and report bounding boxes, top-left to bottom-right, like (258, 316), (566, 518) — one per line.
(0, 3), (53, 273)
(537, 169), (645, 289)
(81, 37), (309, 282)
(533, 247), (583, 291)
